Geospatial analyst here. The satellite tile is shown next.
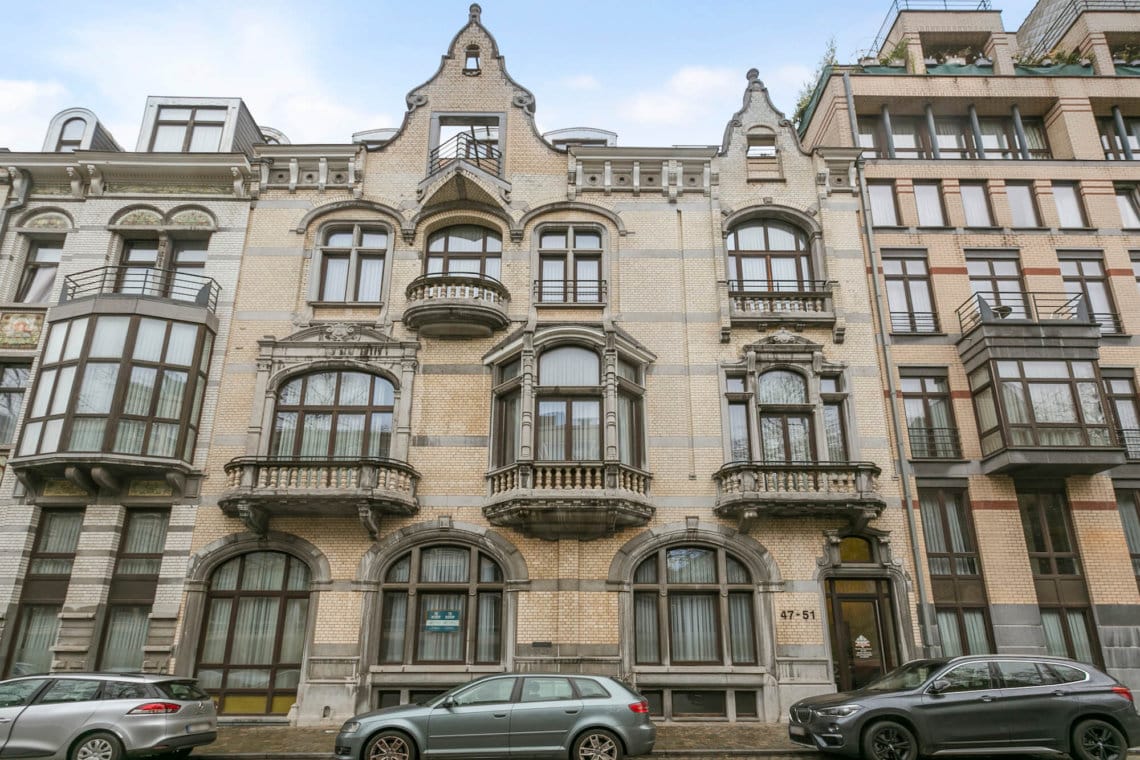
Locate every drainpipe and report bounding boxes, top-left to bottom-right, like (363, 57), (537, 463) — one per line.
(843, 72), (935, 656)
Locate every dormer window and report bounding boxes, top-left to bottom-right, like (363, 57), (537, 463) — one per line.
(151, 106), (226, 152)
(56, 118), (87, 152)
(464, 45), (482, 74)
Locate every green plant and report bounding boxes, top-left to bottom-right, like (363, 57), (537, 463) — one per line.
(1111, 43), (1140, 63)
(880, 40), (908, 66)
(793, 36), (837, 128)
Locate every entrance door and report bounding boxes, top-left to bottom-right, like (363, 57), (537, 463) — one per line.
(827, 578), (900, 691)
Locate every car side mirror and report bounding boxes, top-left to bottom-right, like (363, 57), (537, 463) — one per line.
(441, 696), (456, 708)
(928, 679), (950, 695)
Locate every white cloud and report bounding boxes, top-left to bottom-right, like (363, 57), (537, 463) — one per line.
(623, 66), (739, 128)
(44, 6), (393, 146)
(0, 80), (70, 151)
(561, 74), (600, 91)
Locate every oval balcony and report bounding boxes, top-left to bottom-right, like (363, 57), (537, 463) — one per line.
(713, 461), (884, 530)
(219, 456), (419, 538)
(403, 273), (510, 338)
(484, 461), (654, 540)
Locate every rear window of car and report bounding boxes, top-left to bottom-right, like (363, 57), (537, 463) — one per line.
(1045, 664), (1088, 684)
(103, 681), (151, 700)
(155, 681), (210, 701)
(573, 678), (611, 698)
(996, 661), (1053, 688)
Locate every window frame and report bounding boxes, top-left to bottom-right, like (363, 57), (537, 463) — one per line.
(913, 181), (948, 227)
(868, 182), (901, 227)
(269, 370), (395, 459)
(901, 372), (960, 459)
(0, 362), (30, 446)
(960, 181), (996, 228)
(1051, 182), (1089, 229)
(313, 224), (390, 304)
(1059, 253), (1120, 335)
(425, 225), (503, 280)
(882, 252), (938, 334)
(16, 238), (64, 304)
(1117, 187), (1140, 229)
(149, 105), (228, 153)
(536, 225), (605, 304)
(1114, 489), (1140, 592)
(1005, 181), (1042, 228)
(725, 220), (813, 293)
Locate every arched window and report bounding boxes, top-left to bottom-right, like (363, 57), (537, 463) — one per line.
(271, 371), (394, 458)
(426, 225), (501, 280)
(537, 346), (601, 461)
(757, 370), (812, 463)
(196, 551), (311, 715)
(56, 118), (87, 152)
(726, 220), (811, 292)
(633, 545), (756, 666)
(379, 545), (504, 664)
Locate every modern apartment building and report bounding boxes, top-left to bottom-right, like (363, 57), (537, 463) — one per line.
(800, 0), (1140, 692)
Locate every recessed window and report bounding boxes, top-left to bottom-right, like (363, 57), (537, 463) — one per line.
(1005, 182), (1041, 227)
(0, 363), (30, 445)
(758, 370), (812, 463)
(960, 182), (994, 227)
(379, 545), (504, 665)
(1117, 187), (1140, 229)
(901, 373), (959, 458)
(725, 220), (812, 291)
(745, 134), (777, 158)
(1115, 489), (1140, 591)
(1106, 375), (1140, 459)
(98, 510), (170, 671)
(868, 182), (899, 226)
(914, 181), (946, 227)
(150, 106), (227, 152)
(317, 225), (388, 303)
(883, 253), (937, 333)
(16, 240), (63, 303)
(537, 226), (603, 303)
(464, 45), (481, 73)
(1052, 182), (1088, 228)
(426, 225), (501, 280)
(1060, 254), (1119, 334)
(633, 546), (756, 666)
(968, 254), (1027, 319)
(271, 371), (394, 458)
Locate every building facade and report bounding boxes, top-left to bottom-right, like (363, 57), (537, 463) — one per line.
(800, 0), (1140, 694)
(1, 0), (1137, 727)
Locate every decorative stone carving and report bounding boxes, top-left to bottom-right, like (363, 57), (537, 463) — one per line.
(170, 209), (213, 227)
(118, 209), (162, 226)
(323, 322), (359, 342)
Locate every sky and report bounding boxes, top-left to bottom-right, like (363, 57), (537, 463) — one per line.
(1, 0), (1040, 152)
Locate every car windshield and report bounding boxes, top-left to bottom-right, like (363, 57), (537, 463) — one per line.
(863, 659), (948, 692)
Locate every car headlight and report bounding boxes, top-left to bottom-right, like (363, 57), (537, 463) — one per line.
(339, 721), (361, 735)
(816, 704), (861, 717)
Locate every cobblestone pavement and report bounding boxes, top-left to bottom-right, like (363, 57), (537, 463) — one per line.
(195, 723), (815, 758)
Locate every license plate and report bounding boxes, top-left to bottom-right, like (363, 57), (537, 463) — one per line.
(789, 725), (807, 736)
(186, 722), (211, 734)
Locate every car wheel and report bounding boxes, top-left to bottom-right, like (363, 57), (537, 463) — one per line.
(71, 732), (123, 760)
(862, 720), (918, 760)
(1072, 719), (1127, 760)
(572, 728), (623, 760)
(363, 730), (416, 760)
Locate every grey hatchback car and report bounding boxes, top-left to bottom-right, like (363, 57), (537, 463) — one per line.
(335, 673), (655, 760)
(789, 655), (1140, 760)
(0, 672), (217, 760)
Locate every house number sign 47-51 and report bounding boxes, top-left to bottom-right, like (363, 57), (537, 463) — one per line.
(779, 609), (817, 620)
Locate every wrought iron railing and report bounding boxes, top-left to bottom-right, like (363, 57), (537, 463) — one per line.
(488, 461), (651, 497)
(405, 272), (510, 306)
(956, 291), (1090, 333)
(907, 426), (963, 459)
(428, 131), (502, 176)
(890, 311), (940, 333)
(1120, 429), (1140, 460)
(727, 280), (833, 317)
(713, 461), (880, 501)
(62, 266), (220, 312)
(533, 279), (607, 304)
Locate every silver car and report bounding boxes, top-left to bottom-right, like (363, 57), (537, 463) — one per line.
(335, 673), (656, 760)
(0, 672), (217, 760)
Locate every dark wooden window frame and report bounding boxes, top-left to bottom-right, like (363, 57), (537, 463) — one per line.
(883, 251), (938, 334)
(378, 545), (505, 666)
(900, 371), (960, 459)
(631, 546), (756, 667)
(536, 225), (604, 304)
(315, 224), (389, 303)
(0, 362), (30, 446)
(425, 225), (502, 280)
(96, 509), (169, 671)
(1114, 489), (1140, 592)
(1060, 252), (1120, 335)
(725, 220), (813, 292)
(270, 370), (395, 459)
(148, 106), (228, 152)
(16, 238), (64, 303)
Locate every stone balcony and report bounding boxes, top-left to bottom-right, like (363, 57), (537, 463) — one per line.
(713, 461), (884, 529)
(484, 461), (654, 540)
(727, 280), (835, 327)
(403, 273), (510, 338)
(219, 456), (419, 538)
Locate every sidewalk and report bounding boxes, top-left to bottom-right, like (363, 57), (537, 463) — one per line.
(193, 722), (815, 758)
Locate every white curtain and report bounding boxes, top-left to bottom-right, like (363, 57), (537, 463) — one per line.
(334, 414), (365, 457)
(165, 323), (198, 366)
(13, 605), (61, 674)
(356, 257), (384, 301)
(339, 373), (370, 405)
(823, 404), (847, 462)
(380, 592), (407, 663)
(476, 593), (501, 663)
(572, 400), (600, 460)
(134, 319), (166, 362)
(368, 412), (392, 458)
(243, 553), (287, 590)
(69, 419), (106, 452)
(1119, 496), (1140, 575)
(728, 593), (756, 664)
(962, 610), (991, 654)
(758, 371), (806, 404)
(961, 184), (993, 226)
(914, 183), (945, 226)
(537, 401), (565, 460)
(540, 347), (599, 385)
(728, 404), (750, 462)
(1041, 610), (1067, 657)
(90, 317), (129, 358)
(101, 606), (150, 671)
(667, 548), (716, 583)
(124, 367), (156, 415)
(298, 414), (331, 456)
(155, 371), (187, 419)
(273, 413), (298, 456)
(280, 599), (308, 662)
(634, 592), (659, 664)
(322, 257), (348, 300)
(1067, 610), (1094, 663)
(199, 598), (233, 662)
(869, 184), (899, 225)
(118, 512), (168, 574)
(77, 363), (119, 413)
(417, 594), (465, 661)
(146, 422), (179, 457)
(669, 595), (718, 662)
(919, 493), (951, 575)
(230, 598), (280, 665)
(421, 547), (469, 582)
(937, 610), (964, 656)
(618, 394), (637, 466)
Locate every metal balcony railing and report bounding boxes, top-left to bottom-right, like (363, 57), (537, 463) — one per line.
(890, 311), (940, 333)
(1120, 429), (1140, 460)
(428, 131), (502, 176)
(533, 279), (607, 304)
(907, 426), (963, 459)
(62, 266), (220, 312)
(956, 292), (1090, 333)
(728, 280), (833, 317)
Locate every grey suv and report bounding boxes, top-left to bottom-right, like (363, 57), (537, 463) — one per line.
(335, 673), (655, 760)
(0, 672), (217, 760)
(789, 655), (1140, 760)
